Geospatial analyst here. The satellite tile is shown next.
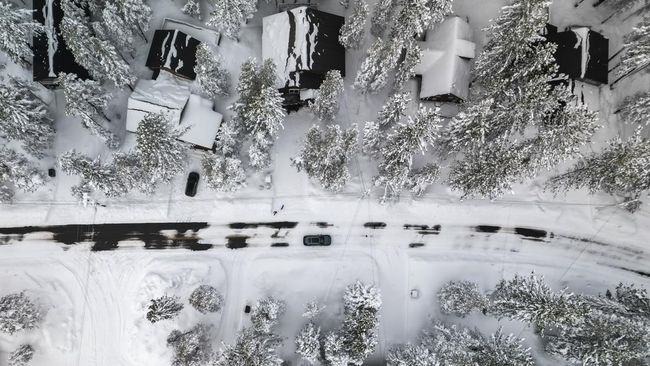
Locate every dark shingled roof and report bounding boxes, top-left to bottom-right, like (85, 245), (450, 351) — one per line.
(146, 29), (201, 80)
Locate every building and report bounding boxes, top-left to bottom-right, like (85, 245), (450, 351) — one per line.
(33, 0), (90, 86)
(275, 0), (317, 11)
(544, 24), (609, 85)
(146, 29), (201, 80)
(413, 16), (476, 103)
(262, 6), (345, 107)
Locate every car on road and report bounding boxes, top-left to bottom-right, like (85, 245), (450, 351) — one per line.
(185, 172), (199, 197)
(303, 235), (331, 246)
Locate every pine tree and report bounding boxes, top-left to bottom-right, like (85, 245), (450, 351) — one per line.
(354, 37), (402, 94)
(476, 328), (534, 366)
(389, 0), (452, 42)
(438, 280), (488, 318)
(611, 283), (650, 319)
(0, 1), (44, 65)
(194, 43), (230, 100)
(393, 40), (422, 92)
(251, 297), (285, 334)
(146, 295), (183, 323)
(386, 344), (439, 366)
(0, 148), (44, 203)
(324, 332), (353, 366)
(618, 16), (650, 77)
(215, 327), (284, 366)
(0, 292), (42, 335)
(362, 121), (381, 157)
(182, 0), (201, 19)
(421, 322), (481, 366)
(189, 285), (223, 314)
(406, 164), (439, 196)
(547, 134), (650, 212)
(8, 344), (34, 366)
(340, 281), (382, 365)
(206, 0), (256, 41)
(202, 155), (247, 192)
(59, 150), (130, 199)
(291, 124), (358, 192)
(370, 0), (397, 37)
(618, 91), (650, 126)
(167, 324), (213, 366)
(339, 0), (369, 50)
(302, 300), (325, 319)
(377, 91), (411, 127)
(57, 73), (118, 148)
(0, 79), (55, 158)
(114, 0), (152, 40)
(99, 2), (135, 54)
(309, 70), (344, 121)
(295, 322), (321, 364)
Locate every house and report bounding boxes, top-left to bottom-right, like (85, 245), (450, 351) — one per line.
(413, 16), (476, 103)
(32, 0), (90, 86)
(262, 6), (345, 107)
(146, 29), (201, 80)
(544, 24), (609, 85)
(275, 0), (317, 11)
(126, 71), (222, 149)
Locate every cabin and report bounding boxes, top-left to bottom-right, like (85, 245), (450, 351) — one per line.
(544, 24), (609, 85)
(262, 7), (345, 108)
(275, 0), (317, 11)
(32, 0), (90, 86)
(413, 16), (476, 103)
(126, 70), (222, 149)
(146, 29), (201, 80)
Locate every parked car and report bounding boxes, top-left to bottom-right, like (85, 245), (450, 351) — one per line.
(303, 235), (331, 246)
(185, 172), (199, 197)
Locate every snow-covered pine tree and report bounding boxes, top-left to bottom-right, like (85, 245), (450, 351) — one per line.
(215, 327), (284, 366)
(309, 70), (344, 121)
(389, 0), (452, 42)
(547, 133), (650, 212)
(421, 322), (481, 366)
(354, 37), (402, 94)
(194, 43), (230, 100)
(476, 328), (534, 366)
(436, 98), (496, 156)
(339, 0), (369, 50)
(618, 91), (650, 126)
(295, 321), (321, 364)
(57, 73), (118, 148)
(251, 297), (286, 334)
(0, 292), (42, 335)
(324, 332), (353, 366)
(146, 295), (183, 323)
(406, 164), (439, 196)
(377, 91), (411, 127)
(302, 300), (325, 319)
(189, 285), (224, 314)
(167, 324), (213, 366)
(99, 2), (135, 55)
(182, 0), (201, 19)
(370, 0), (396, 37)
(59, 150), (130, 199)
(291, 124), (358, 192)
(0, 79), (55, 158)
(202, 155), (247, 192)
(611, 283), (650, 318)
(617, 16), (650, 78)
(386, 344), (438, 366)
(0, 1), (44, 65)
(393, 40), (422, 92)
(362, 121), (381, 157)
(206, 0), (256, 41)
(489, 273), (589, 332)
(8, 344), (34, 366)
(438, 280), (488, 318)
(0, 147), (44, 202)
(340, 281), (382, 365)
(133, 113), (188, 193)
(114, 0), (152, 40)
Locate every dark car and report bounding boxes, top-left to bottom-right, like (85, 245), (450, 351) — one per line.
(185, 172), (199, 197)
(303, 235), (331, 246)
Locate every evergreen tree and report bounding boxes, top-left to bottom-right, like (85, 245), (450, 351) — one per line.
(133, 113), (188, 193)
(206, 0), (256, 41)
(406, 164), (439, 196)
(618, 91), (650, 126)
(476, 328), (534, 366)
(339, 281), (382, 365)
(309, 70), (344, 121)
(0, 1), (44, 65)
(59, 150), (129, 199)
(194, 43), (230, 100)
(0, 148), (44, 202)
(610, 283), (650, 319)
(250, 297), (285, 334)
(0, 79), (55, 158)
(361, 121), (381, 157)
(146, 295), (183, 323)
(295, 322), (321, 364)
(324, 332), (353, 366)
(421, 322), (481, 366)
(386, 344), (439, 366)
(189, 285), (223, 314)
(0, 292), (42, 335)
(389, 0), (452, 42)
(182, 0), (201, 19)
(215, 327), (284, 366)
(202, 155), (247, 192)
(377, 91), (411, 127)
(370, 0), (397, 37)
(167, 324), (213, 366)
(354, 38), (402, 94)
(618, 16), (650, 77)
(393, 40), (422, 92)
(114, 0), (152, 40)
(339, 0), (369, 49)
(99, 2), (135, 54)
(547, 134), (650, 212)
(8, 344), (34, 366)
(438, 280), (488, 318)
(291, 124), (358, 192)
(57, 73), (118, 148)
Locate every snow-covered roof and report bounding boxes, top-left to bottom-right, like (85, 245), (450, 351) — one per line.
(414, 16), (476, 102)
(262, 7), (345, 90)
(178, 94), (223, 149)
(161, 18), (221, 46)
(544, 25), (608, 85)
(146, 29), (201, 80)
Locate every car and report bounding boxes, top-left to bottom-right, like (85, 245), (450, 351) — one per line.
(303, 235), (331, 246)
(185, 172), (199, 197)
